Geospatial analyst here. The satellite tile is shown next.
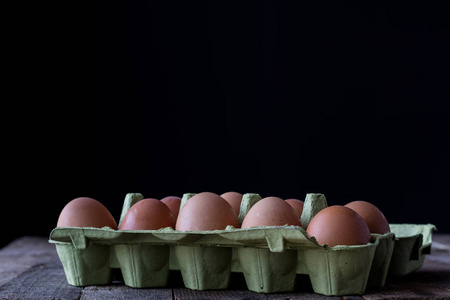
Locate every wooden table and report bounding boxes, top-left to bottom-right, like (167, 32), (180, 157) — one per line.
(0, 235), (449, 300)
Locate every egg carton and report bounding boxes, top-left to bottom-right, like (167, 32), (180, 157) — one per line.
(49, 193), (436, 296)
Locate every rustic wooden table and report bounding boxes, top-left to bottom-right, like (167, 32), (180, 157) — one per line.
(0, 235), (449, 300)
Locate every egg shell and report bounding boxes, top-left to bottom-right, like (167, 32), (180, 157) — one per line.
(241, 197), (301, 228)
(175, 192), (239, 231)
(119, 198), (175, 230)
(306, 205), (371, 247)
(285, 199), (304, 219)
(220, 191), (243, 216)
(345, 201), (390, 234)
(57, 197), (118, 229)
(160, 196), (182, 220)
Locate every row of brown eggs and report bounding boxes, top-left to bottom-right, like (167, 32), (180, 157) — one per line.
(56, 192), (389, 248)
(56, 192), (301, 230)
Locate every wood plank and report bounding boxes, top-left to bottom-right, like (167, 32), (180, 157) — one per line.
(267, 291), (343, 299)
(340, 296), (364, 300)
(414, 233), (450, 292)
(173, 288), (267, 300)
(81, 284), (173, 300)
(0, 259), (82, 300)
(173, 288), (348, 300)
(429, 234), (450, 267)
(0, 236), (57, 286)
(362, 282), (450, 300)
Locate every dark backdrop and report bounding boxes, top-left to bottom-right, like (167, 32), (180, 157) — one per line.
(5, 1), (450, 247)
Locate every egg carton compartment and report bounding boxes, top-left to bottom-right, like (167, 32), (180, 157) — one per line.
(49, 192), (434, 296)
(50, 227), (390, 295)
(388, 223), (436, 277)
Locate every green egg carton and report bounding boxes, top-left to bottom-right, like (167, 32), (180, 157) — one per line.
(49, 192), (433, 296)
(388, 223), (436, 277)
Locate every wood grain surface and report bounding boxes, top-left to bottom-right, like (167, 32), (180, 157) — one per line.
(0, 235), (449, 300)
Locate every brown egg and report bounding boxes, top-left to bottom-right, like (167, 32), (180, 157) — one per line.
(160, 196), (182, 220)
(119, 198), (176, 230)
(345, 201), (390, 234)
(241, 197), (301, 228)
(57, 197), (118, 229)
(285, 199), (304, 219)
(175, 192), (239, 231)
(220, 191), (243, 216)
(306, 205), (371, 247)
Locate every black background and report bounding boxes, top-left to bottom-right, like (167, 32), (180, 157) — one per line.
(4, 1), (450, 247)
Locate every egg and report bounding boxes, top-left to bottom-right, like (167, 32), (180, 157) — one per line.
(285, 199), (304, 219)
(241, 197), (301, 228)
(220, 191), (243, 216)
(345, 201), (390, 234)
(306, 205), (371, 247)
(175, 192), (239, 231)
(119, 198), (175, 230)
(57, 197), (118, 229)
(160, 196), (182, 220)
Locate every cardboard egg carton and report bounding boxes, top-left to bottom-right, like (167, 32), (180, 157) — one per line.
(49, 193), (436, 296)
